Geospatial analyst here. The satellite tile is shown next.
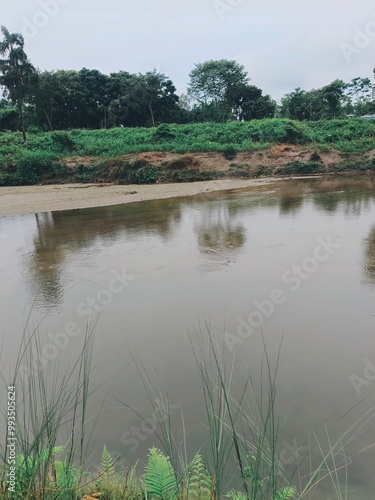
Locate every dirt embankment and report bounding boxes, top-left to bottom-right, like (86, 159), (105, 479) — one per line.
(61, 144), (375, 180)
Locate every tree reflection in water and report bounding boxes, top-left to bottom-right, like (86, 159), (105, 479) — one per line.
(194, 200), (246, 264)
(26, 200), (182, 308)
(363, 226), (375, 288)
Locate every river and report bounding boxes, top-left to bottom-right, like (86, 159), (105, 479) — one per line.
(1, 177), (375, 499)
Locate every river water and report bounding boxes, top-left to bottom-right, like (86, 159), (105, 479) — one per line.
(1, 178), (375, 498)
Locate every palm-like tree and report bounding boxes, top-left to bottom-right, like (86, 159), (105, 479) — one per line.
(0, 25), (37, 145)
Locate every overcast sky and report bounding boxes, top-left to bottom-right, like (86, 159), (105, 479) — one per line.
(2, 0), (375, 101)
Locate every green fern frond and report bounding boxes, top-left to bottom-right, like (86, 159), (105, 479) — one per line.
(52, 446), (64, 456)
(144, 447), (177, 499)
(187, 454), (211, 500)
(101, 445), (115, 477)
(274, 486), (296, 499)
(225, 489), (247, 500)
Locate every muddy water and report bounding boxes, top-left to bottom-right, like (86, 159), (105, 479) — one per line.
(1, 178), (375, 498)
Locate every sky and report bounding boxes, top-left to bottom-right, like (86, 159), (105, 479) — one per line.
(2, 0), (375, 102)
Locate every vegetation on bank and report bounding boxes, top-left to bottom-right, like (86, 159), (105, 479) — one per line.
(0, 25), (374, 142)
(1, 324), (372, 499)
(0, 119), (374, 186)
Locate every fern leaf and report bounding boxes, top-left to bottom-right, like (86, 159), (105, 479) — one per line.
(225, 490), (247, 500)
(187, 454), (211, 500)
(144, 447), (177, 499)
(101, 446), (115, 477)
(274, 486), (296, 500)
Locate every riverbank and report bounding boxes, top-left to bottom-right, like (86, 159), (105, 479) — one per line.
(0, 177), (288, 216)
(0, 120), (375, 187)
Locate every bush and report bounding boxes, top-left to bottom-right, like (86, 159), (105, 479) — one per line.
(275, 161), (325, 175)
(284, 121), (307, 145)
(135, 165), (161, 184)
(153, 123), (176, 142)
(75, 164), (100, 183)
(309, 151), (322, 163)
(255, 165), (272, 177)
(223, 146), (237, 160)
(51, 131), (76, 153)
(15, 151), (60, 184)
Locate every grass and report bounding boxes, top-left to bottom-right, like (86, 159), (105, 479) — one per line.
(1, 318), (374, 499)
(0, 119), (374, 185)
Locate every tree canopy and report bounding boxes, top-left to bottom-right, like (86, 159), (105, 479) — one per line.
(0, 26), (374, 134)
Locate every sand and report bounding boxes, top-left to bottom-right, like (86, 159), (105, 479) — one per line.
(0, 178), (290, 217)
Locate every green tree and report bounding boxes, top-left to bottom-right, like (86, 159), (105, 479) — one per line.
(78, 68), (110, 128)
(230, 84), (276, 120)
(0, 97), (18, 131)
(0, 25), (37, 144)
(32, 71), (59, 131)
(345, 77), (374, 116)
(188, 59), (249, 121)
(109, 70), (180, 127)
(320, 79), (346, 119)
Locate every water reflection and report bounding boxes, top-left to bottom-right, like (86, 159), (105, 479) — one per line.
(16, 177), (375, 308)
(25, 200), (183, 307)
(194, 201), (246, 261)
(277, 182), (307, 216)
(363, 225), (375, 287)
(310, 178), (375, 216)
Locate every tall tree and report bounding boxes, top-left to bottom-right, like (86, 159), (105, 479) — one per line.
(230, 84), (276, 120)
(0, 26), (37, 144)
(188, 60), (249, 121)
(32, 71), (58, 131)
(345, 77), (374, 116)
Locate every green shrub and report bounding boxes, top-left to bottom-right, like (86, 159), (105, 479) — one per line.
(275, 161), (325, 175)
(165, 169), (224, 182)
(284, 121), (307, 145)
(75, 164), (100, 183)
(309, 151), (322, 163)
(135, 165), (161, 184)
(255, 165), (272, 177)
(51, 131), (76, 153)
(223, 146), (237, 160)
(153, 123), (176, 142)
(15, 151), (60, 184)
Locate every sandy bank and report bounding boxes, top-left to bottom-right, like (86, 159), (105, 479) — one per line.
(0, 178), (297, 217)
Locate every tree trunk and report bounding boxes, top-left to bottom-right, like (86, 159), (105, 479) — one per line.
(43, 108), (53, 132)
(18, 103), (27, 146)
(148, 104), (155, 127)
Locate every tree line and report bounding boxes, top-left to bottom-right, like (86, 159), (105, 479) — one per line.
(0, 26), (374, 144)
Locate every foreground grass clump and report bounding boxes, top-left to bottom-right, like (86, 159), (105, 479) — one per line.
(1, 318), (374, 499)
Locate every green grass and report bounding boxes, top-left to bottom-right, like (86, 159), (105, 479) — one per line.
(0, 119), (374, 185)
(1, 318), (373, 499)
